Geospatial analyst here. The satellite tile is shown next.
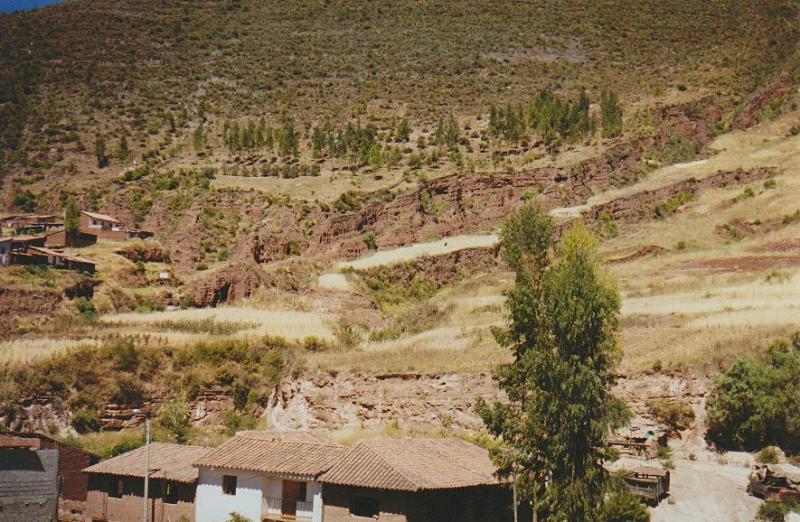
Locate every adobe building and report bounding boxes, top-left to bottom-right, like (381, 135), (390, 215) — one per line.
(193, 431), (346, 522)
(0, 432), (100, 502)
(83, 443), (211, 522)
(0, 235), (46, 267)
(319, 438), (518, 522)
(0, 214), (62, 234)
(0, 437), (59, 522)
(79, 211), (152, 242)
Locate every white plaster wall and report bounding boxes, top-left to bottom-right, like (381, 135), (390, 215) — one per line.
(309, 482), (323, 522)
(195, 468), (264, 522)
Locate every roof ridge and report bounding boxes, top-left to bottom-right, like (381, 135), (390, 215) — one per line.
(237, 431), (342, 447)
(357, 440), (420, 492)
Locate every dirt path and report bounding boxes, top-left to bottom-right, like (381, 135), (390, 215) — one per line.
(338, 233), (499, 270)
(650, 457), (759, 522)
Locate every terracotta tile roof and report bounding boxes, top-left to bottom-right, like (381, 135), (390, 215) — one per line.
(319, 438), (501, 492)
(81, 210), (121, 223)
(193, 431), (346, 478)
(84, 443), (211, 483)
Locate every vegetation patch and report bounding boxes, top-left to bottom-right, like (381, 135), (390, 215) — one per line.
(706, 333), (800, 453)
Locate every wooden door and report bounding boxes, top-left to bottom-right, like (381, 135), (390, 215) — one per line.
(282, 480), (300, 518)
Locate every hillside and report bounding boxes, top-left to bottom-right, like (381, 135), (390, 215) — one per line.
(1, 0), (799, 207)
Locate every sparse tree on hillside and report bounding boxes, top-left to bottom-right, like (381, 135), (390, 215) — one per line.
(395, 118), (412, 142)
(601, 89), (623, 138)
(192, 125), (205, 153)
(94, 134), (108, 168)
(477, 206), (630, 520)
(115, 135), (130, 163)
(64, 197), (80, 233)
(276, 117), (299, 157)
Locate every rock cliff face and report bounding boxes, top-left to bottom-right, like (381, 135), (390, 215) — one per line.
(2, 389), (236, 435)
(4, 367), (710, 439)
(266, 369), (504, 432)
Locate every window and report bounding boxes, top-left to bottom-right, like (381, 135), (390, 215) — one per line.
(164, 482), (177, 504)
(222, 475), (237, 495)
(298, 482), (308, 502)
(349, 496), (379, 518)
(109, 478), (123, 498)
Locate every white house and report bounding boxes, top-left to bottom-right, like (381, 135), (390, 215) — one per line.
(193, 431), (346, 522)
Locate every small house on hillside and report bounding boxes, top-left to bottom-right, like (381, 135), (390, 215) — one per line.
(83, 442), (211, 522)
(44, 229), (97, 249)
(319, 438), (517, 522)
(0, 438), (59, 522)
(0, 214), (62, 233)
(0, 236), (96, 272)
(193, 431), (347, 522)
(0, 235), (46, 266)
(79, 210), (152, 241)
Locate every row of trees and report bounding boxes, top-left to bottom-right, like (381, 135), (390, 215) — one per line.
(222, 118), (299, 157)
(488, 88), (623, 147)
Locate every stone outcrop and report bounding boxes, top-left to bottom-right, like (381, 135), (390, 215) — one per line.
(267, 369), (504, 432)
(581, 167), (777, 225)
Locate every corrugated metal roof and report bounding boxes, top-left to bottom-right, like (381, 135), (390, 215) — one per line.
(84, 443), (211, 483)
(319, 438), (501, 492)
(28, 246), (96, 265)
(193, 431), (346, 478)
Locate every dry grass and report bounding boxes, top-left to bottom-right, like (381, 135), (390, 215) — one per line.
(100, 306), (335, 342)
(0, 338), (101, 363)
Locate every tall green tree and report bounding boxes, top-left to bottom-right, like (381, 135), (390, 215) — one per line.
(601, 89), (623, 138)
(94, 134), (108, 168)
(478, 205), (630, 521)
(64, 196), (80, 233)
(115, 135), (130, 163)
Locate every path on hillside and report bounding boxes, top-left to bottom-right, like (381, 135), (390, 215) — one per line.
(317, 233), (499, 291)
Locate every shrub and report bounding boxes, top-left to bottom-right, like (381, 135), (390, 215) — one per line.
(706, 341), (800, 452)
(733, 186), (755, 203)
(755, 446), (780, 464)
(598, 490), (650, 522)
(757, 500), (788, 521)
(223, 409), (258, 436)
(71, 409), (101, 434)
(652, 191), (693, 218)
(646, 399), (695, 430)
(362, 233), (377, 250)
(109, 436), (144, 457)
(76, 297), (97, 320)
(335, 324), (362, 349)
(157, 395), (192, 444)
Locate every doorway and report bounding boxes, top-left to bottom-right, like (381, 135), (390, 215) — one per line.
(281, 480), (302, 518)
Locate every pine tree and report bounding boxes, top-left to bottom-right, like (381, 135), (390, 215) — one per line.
(94, 134), (108, 168)
(601, 89), (623, 138)
(478, 206), (630, 521)
(115, 135), (130, 162)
